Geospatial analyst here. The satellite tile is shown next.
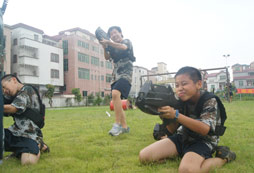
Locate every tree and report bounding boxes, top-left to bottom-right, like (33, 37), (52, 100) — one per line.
(103, 94), (111, 105)
(45, 84), (55, 107)
(94, 92), (102, 106)
(72, 88), (82, 105)
(87, 93), (94, 105)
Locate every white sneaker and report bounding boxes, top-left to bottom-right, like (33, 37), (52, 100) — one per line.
(109, 123), (122, 136)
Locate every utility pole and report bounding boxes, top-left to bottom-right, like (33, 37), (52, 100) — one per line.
(0, 0), (8, 165)
(223, 54), (230, 102)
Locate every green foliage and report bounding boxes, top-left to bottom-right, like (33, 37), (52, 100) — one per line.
(103, 94), (111, 105)
(87, 93), (94, 105)
(93, 92), (102, 106)
(45, 84), (55, 107)
(71, 88), (82, 104)
(2, 101), (254, 172)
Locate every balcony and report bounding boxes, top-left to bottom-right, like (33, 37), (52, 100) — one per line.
(19, 75), (39, 84)
(18, 56), (39, 66)
(19, 64), (39, 77)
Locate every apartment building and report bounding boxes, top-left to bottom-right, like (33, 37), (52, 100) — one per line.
(130, 63), (174, 98)
(10, 23), (64, 93)
(56, 27), (113, 97)
(232, 62), (254, 89)
(206, 71), (228, 92)
(129, 66), (149, 98)
(151, 62), (172, 82)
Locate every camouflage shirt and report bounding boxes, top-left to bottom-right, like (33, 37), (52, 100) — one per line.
(177, 91), (221, 151)
(7, 85), (43, 144)
(108, 39), (134, 84)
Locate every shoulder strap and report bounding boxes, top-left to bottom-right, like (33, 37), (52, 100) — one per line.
(195, 91), (227, 136)
(25, 85), (42, 104)
(23, 84), (45, 128)
(195, 92), (216, 117)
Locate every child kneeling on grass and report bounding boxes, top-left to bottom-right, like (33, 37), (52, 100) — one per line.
(139, 66), (236, 173)
(2, 74), (49, 165)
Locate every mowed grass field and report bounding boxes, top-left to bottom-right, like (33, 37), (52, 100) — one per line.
(1, 101), (254, 173)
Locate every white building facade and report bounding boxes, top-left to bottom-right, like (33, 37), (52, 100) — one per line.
(129, 66), (148, 98)
(207, 71), (228, 92)
(10, 23), (64, 93)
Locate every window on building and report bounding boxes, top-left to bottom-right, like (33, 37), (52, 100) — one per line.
(13, 55), (17, 63)
(101, 92), (104, 97)
(101, 75), (104, 81)
(78, 40), (89, 49)
(106, 61), (113, 69)
(13, 38), (18, 45)
(64, 59), (68, 71)
(100, 49), (104, 54)
(91, 74), (93, 80)
(91, 56), (99, 66)
(34, 34), (39, 41)
(239, 81), (243, 87)
(78, 68), (90, 79)
(78, 52), (89, 63)
(249, 72), (254, 76)
(247, 80), (254, 86)
(83, 91), (88, 96)
(63, 40), (68, 55)
(101, 61), (104, 67)
(51, 53), (59, 63)
(219, 75), (226, 80)
(51, 69), (60, 78)
(106, 74), (112, 83)
(92, 46), (99, 53)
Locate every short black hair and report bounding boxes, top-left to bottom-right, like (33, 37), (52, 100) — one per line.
(1, 74), (22, 83)
(107, 26), (123, 38)
(175, 66), (202, 83)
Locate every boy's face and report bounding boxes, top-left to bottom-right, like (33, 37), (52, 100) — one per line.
(175, 74), (202, 102)
(109, 29), (123, 43)
(1, 77), (19, 96)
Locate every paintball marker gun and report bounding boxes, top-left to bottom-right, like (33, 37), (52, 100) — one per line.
(95, 27), (113, 52)
(95, 27), (110, 41)
(136, 80), (184, 115)
(135, 80), (184, 140)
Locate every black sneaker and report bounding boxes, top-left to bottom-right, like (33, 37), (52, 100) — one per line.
(215, 146), (236, 162)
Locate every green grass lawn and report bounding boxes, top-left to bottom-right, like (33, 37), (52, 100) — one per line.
(1, 101), (254, 173)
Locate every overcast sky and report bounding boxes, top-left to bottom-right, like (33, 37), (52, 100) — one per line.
(2, 0), (254, 76)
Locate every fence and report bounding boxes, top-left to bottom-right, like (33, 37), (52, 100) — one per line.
(42, 95), (111, 108)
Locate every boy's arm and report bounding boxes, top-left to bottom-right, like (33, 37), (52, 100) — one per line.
(176, 114), (210, 136)
(159, 106), (211, 136)
(106, 40), (128, 50)
(4, 104), (18, 114)
(100, 39), (128, 50)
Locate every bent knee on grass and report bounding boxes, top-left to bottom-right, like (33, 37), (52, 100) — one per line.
(21, 152), (40, 165)
(139, 138), (177, 163)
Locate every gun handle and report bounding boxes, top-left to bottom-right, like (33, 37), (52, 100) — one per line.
(166, 122), (179, 134)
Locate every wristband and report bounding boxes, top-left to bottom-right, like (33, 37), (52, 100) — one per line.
(174, 109), (179, 120)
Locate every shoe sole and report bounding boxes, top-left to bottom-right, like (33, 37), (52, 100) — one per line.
(109, 131), (122, 136)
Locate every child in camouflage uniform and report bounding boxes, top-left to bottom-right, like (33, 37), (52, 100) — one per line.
(100, 26), (134, 136)
(139, 67), (236, 172)
(2, 75), (49, 165)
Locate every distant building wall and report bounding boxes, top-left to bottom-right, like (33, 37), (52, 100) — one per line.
(3, 25), (11, 75)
